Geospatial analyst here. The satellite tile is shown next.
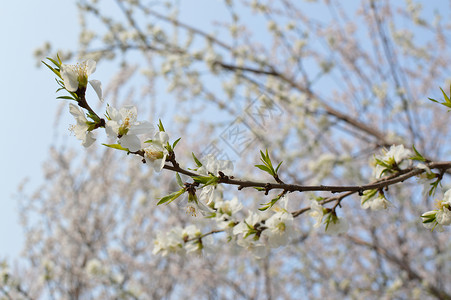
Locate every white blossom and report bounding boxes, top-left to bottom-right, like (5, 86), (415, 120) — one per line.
(198, 154), (233, 176)
(262, 211), (295, 247)
(373, 145), (412, 178)
(213, 197), (243, 231)
(361, 190), (391, 210)
(421, 191), (451, 231)
(143, 131), (169, 172)
(61, 59), (103, 101)
(152, 227), (184, 256)
(68, 103), (96, 147)
(325, 216), (349, 235)
(309, 200), (325, 228)
(105, 105), (153, 151)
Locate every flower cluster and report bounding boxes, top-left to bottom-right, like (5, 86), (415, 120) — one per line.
(309, 200), (348, 235)
(105, 105), (153, 152)
(373, 145), (412, 178)
(60, 59), (103, 100)
(152, 225), (214, 256)
(197, 154), (233, 205)
(421, 189), (451, 231)
(153, 196), (298, 258)
(361, 189), (391, 211)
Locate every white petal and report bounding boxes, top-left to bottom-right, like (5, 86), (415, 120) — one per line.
(105, 120), (120, 138)
(436, 209), (451, 225)
(89, 80), (103, 102)
(119, 134), (141, 152)
(128, 121), (153, 135)
(82, 132), (96, 147)
(156, 131), (169, 143)
(61, 65), (79, 92)
(85, 59), (97, 76)
(69, 103), (87, 125)
(119, 106), (138, 121)
(106, 105), (120, 122)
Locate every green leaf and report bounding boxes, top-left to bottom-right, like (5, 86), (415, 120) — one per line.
(172, 137), (181, 149)
(422, 217), (436, 224)
(192, 176), (211, 184)
(158, 119), (165, 132)
(192, 175), (218, 185)
(192, 152), (202, 167)
(255, 164), (272, 174)
(428, 178), (441, 196)
(56, 95), (77, 101)
(440, 87), (451, 103)
(275, 161), (283, 173)
(259, 195), (281, 211)
(254, 187), (265, 191)
(157, 188), (185, 205)
(42, 61), (61, 78)
(102, 143), (129, 151)
(410, 145), (426, 162)
(429, 86), (451, 109)
(46, 56), (61, 68)
(176, 173), (184, 188)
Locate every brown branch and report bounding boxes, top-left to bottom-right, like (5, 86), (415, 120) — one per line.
(162, 160), (451, 194)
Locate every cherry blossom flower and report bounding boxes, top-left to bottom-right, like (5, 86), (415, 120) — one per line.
(196, 154), (233, 205)
(233, 212), (267, 258)
(421, 190), (451, 231)
(60, 59), (103, 101)
(213, 197), (243, 232)
(105, 105), (153, 152)
(361, 190), (392, 210)
(309, 200), (348, 234)
(182, 225), (214, 255)
(152, 227), (184, 256)
(197, 154), (234, 176)
(143, 131), (169, 171)
(324, 215), (349, 235)
(373, 144), (412, 178)
(309, 200), (325, 228)
(262, 211), (295, 247)
(68, 103), (96, 147)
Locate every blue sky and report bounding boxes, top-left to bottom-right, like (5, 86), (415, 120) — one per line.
(0, 0), (79, 259)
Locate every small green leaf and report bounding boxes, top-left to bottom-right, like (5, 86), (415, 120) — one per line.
(255, 164), (272, 174)
(102, 143), (129, 151)
(42, 61), (61, 78)
(192, 152), (202, 167)
(192, 175), (218, 185)
(56, 96), (77, 101)
(422, 217), (435, 224)
(258, 195), (281, 211)
(157, 188), (185, 205)
(275, 161), (283, 173)
(46, 57), (61, 68)
(410, 145), (426, 162)
(176, 173), (184, 188)
(172, 137), (181, 149)
(440, 87), (451, 103)
(158, 119), (165, 132)
(428, 178), (441, 196)
(192, 176), (211, 184)
(254, 187), (265, 191)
